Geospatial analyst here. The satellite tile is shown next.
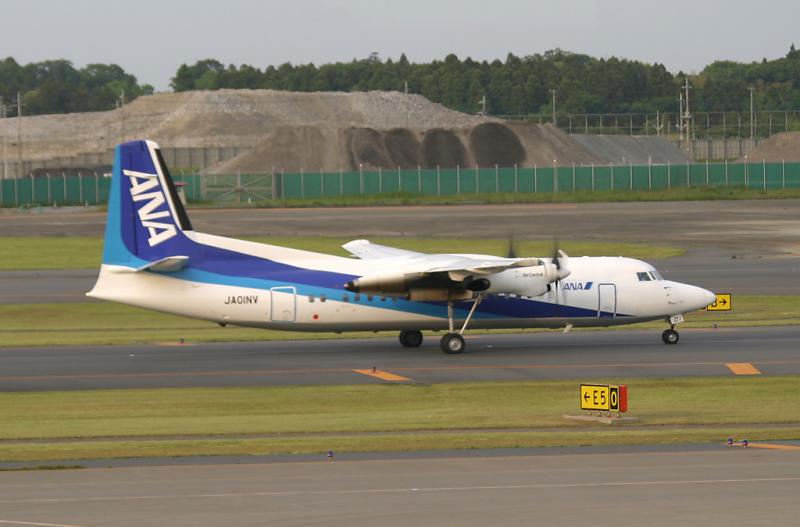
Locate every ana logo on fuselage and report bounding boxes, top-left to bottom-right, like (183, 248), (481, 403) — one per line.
(123, 169), (177, 247)
(563, 281), (593, 291)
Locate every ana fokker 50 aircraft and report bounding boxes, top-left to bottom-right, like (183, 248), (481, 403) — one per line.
(88, 140), (716, 353)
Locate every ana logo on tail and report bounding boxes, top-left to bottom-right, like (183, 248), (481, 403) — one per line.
(123, 169), (177, 246)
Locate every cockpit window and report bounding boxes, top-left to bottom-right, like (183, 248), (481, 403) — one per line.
(637, 272), (652, 281)
(650, 270), (663, 280)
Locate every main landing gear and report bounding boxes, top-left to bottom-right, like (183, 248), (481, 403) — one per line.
(397, 295), (484, 354)
(439, 295), (484, 354)
(399, 330), (423, 348)
(662, 326), (680, 345)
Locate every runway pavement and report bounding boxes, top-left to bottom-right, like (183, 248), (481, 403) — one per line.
(1, 326), (798, 391)
(0, 446), (798, 526)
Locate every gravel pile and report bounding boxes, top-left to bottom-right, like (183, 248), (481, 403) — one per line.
(739, 132), (800, 162)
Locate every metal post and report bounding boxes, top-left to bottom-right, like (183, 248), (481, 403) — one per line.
(47, 173), (51, 205)
(95, 173), (99, 204)
(31, 174), (35, 203)
(744, 155), (749, 188)
(686, 159), (690, 188)
(359, 164), (364, 194)
(436, 165), (440, 196)
(725, 159), (729, 187)
(667, 161), (671, 190)
(456, 165), (460, 194)
(572, 163), (576, 191)
(705, 159), (709, 187)
(398, 166), (401, 192)
(378, 166), (382, 194)
(514, 164), (518, 193)
(591, 162), (595, 192)
(63, 172), (67, 204)
(648, 160), (652, 190)
(782, 159), (786, 189)
(339, 168), (343, 196)
(78, 173), (83, 203)
(494, 164), (498, 193)
(534, 164), (537, 193)
(418, 165), (421, 193)
(552, 162), (559, 194)
(320, 169), (324, 197)
(475, 165), (478, 194)
(629, 161), (632, 190)
(763, 159), (767, 190)
(748, 86), (755, 140)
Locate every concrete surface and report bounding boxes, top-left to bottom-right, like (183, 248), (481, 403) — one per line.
(2, 326), (798, 391)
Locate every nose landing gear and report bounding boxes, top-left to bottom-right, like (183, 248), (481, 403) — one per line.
(662, 326), (680, 344)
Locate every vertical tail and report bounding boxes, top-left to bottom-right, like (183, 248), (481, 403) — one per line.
(102, 140), (194, 267)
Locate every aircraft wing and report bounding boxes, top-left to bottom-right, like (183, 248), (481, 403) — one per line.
(342, 239), (424, 259)
(343, 239), (543, 295)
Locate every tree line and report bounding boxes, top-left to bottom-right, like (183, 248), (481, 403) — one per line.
(2, 47), (799, 117)
(0, 58), (152, 116)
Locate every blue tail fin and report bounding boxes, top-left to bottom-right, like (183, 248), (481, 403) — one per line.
(102, 140), (194, 267)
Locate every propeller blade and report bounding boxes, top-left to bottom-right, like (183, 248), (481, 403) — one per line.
(506, 233), (518, 259)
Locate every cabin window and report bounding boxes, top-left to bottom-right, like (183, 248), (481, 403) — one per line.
(367, 295), (373, 301)
(637, 272), (652, 282)
(650, 270), (664, 280)
(320, 295), (327, 302)
(354, 293), (361, 301)
(308, 296), (315, 303)
(342, 294), (349, 302)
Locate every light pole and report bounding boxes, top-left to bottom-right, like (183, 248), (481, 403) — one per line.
(748, 86), (755, 140)
(550, 89), (557, 125)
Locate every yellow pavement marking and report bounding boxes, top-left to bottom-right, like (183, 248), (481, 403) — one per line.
(726, 362), (761, 375)
(745, 443), (800, 451)
(353, 369), (411, 382)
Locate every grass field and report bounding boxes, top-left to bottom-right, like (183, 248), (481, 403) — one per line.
(211, 187), (800, 209)
(1, 377), (798, 462)
(1, 295), (797, 347)
(0, 235), (684, 270)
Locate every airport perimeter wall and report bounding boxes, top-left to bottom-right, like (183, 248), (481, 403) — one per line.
(2, 161), (800, 207)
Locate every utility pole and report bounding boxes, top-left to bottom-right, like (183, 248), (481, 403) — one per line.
(550, 89), (557, 125)
(748, 86), (755, 140)
(478, 95), (486, 115)
(15, 92), (21, 169)
(1, 96), (6, 180)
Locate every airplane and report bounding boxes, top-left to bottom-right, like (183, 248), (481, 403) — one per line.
(87, 140), (717, 354)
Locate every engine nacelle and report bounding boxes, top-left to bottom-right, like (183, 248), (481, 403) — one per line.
(481, 261), (569, 297)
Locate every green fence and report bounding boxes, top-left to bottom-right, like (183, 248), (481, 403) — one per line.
(2, 162), (800, 207)
(273, 161), (800, 199)
(0, 173), (202, 208)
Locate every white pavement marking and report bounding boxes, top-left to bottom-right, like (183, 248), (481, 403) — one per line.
(2, 476), (800, 504)
(0, 521), (83, 527)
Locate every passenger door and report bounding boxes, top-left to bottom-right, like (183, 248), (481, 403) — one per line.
(270, 286), (297, 322)
(597, 283), (617, 318)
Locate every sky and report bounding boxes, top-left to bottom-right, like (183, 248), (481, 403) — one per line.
(2, 0), (799, 91)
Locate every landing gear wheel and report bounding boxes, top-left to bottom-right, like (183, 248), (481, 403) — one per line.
(399, 330), (423, 348)
(662, 329), (679, 345)
(440, 333), (465, 354)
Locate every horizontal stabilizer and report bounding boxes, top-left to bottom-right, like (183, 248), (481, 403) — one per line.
(134, 255), (190, 273)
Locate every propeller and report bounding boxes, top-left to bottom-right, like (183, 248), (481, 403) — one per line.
(549, 239), (571, 303)
(505, 232), (518, 259)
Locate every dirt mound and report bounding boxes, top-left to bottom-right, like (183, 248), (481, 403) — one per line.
(347, 128), (392, 169)
(739, 132), (800, 162)
(384, 128), (421, 168)
(469, 123), (526, 166)
(421, 129), (469, 167)
(571, 135), (689, 164)
(507, 123), (596, 166)
(210, 126), (342, 173)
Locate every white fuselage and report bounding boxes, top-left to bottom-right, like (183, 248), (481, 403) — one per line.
(88, 233), (715, 333)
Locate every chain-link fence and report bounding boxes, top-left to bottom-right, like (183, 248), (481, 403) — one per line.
(3, 161), (799, 208)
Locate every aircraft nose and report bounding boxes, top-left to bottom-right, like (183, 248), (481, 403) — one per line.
(684, 285), (716, 311)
